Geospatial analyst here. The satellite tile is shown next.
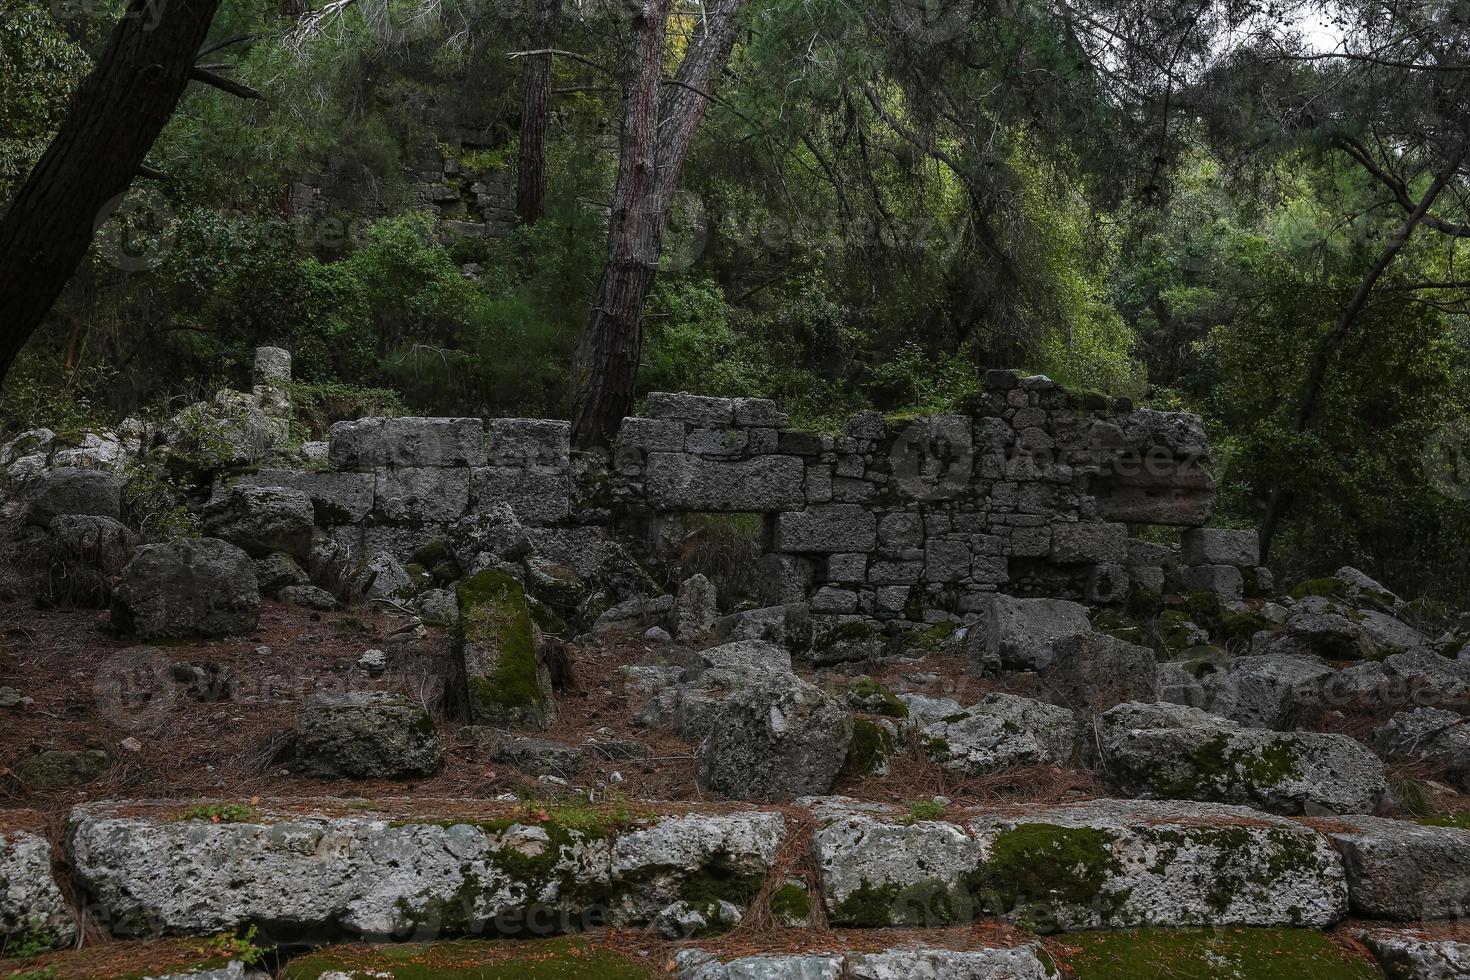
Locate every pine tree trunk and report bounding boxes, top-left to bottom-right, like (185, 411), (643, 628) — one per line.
(0, 0), (222, 386)
(569, 0), (747, 448)
(515, 0), (559, 226)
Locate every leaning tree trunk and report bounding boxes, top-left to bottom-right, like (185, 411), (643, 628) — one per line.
(1258, 144), (1466, 560)
(0, 0), (223, 387)
(515, 0), (560, 225)
(569, 0), (747, 448)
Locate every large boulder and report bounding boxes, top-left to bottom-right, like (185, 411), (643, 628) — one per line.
(697, 676), (852, 800)
(286, 691), (442, 779)
(691, 639), (793, 673)
(1099, 701), (1387, 815)
(1040, 632), (1157, 715)
(0, 831), (76, 949)
(967, 594), (1092, 673)
(455, 569), (554, 729)
(1374, 708), (1470, 791)
(921, 693), (1077, 774)
(112, 538), (259, 639)
(23, 466), (122, 526)
(1205, 653), (1333, 729)
(1325, 816), (1470, 920)
(203, 484), (314, 561)
(1364, 934), (1470, 980)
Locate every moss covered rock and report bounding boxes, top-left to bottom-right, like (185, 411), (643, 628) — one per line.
(456, 569), (554, 729)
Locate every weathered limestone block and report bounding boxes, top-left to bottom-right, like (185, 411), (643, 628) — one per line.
(469, 466), (571, 525)
(1, 831), (76, 949)
(1090, 456), (1216, 526)
(1205, 653), (1333, 730)
(698, 677), (853, 801)
(23, 466), (123, 526)
(1326, 817), (1470, 920)
(921, 694), (1077, 773)
(112, 538), (259, 639)
(252, 346), (292, 384)
(615, 417), (686, 469)
(369, 467), (471, 524)
(887, 415), (973, 501)
(646, 453), (804, 511)
(922, 539), (971, 581)
(752, 554), (814, 607)
(775, 504), (877, 553)
(731, 397), (789, 428)
(1181, 527), (1259, 567)
(1363, 934), (1470, 980)
(455, 569), (554, 728)
(675, 945), (1055, 980)
(645, 392), (734, 426)
(811, 797), (1346, 930)
(1049, 522), (1128, 564)
(238, 468), (375, 523)
(329, 417), (487, 470)
(68, 804), (785, 939)
(286, 691), (442, 779)
(1040, 632), (1158, 715)
(485, 417), (570, 467)
(1099, 701), (1387, 815)
(966, 594), (1093, 673)
(203, 484), (315, 560)
(1179, 563), (1245, 601)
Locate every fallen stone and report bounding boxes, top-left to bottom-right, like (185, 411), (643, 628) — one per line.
(697, 677), (852, 801)
(112, 538), (260, 639)
(0, 830), (76, 949)
(692, 639), (793, 674)
(1363, 934), (1470, 980)
(967, 594), (1092, 672)
(15, 749), (109, 789)
(676, 573), (719, 642)
(921, 694), (1076, 774)
(23, 466), (122, 526)
(456, 569), (554, 729)
(1325, 816), (1470, 920)
(1040, 631), (1157, 715)
(674, 945), (1055, 980)
(279, 584), (338, 611)
(203, 484), (314, 561)
(286, 691), (442, 779)
(1180, 527), (1259, 567)
(491, 736), (585, 777)
(1099, 701), (1387, 815)
(1205, 653), (1332, 729)
(253, 552), (309, 596)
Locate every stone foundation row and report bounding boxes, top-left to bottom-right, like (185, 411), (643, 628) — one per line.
(4, 797), (1470, 950)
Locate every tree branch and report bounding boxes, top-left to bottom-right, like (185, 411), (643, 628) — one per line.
(190, 66), (263, 100)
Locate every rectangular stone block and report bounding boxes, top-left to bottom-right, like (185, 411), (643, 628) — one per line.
(924, 539), (971, 582)
(238, 468), (375, 524)
(878, 512), (924, 552)
(1181, 527), (1259, 567)
(828, 553), (867, 583)
(868, 560), (921, 585)
(645, 453), (805, 512)
(486, 418), (570, 467)
(732, 397), (789, 427)
(811, 586), (859, 614)
(686, 428), (750, 456)
(330, 417), (487, 470)
(471, 466), (573, 526)
(1050, 522), (1128, 564)
(1179, 563), (1244, 601)
(374, 467), (470, 523)
(644, 392), (734, 426)
(775, 504), (878, 553)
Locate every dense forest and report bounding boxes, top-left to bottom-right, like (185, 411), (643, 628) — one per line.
(3, 0), (1470, 593)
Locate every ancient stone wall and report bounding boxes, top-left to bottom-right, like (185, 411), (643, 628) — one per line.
(244, 362), (1248, 620)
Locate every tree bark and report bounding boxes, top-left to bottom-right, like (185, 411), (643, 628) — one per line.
(0, 0), (222, 387)
(569, 0), (747, 449)
(1258, 144), (1466, 559)
(516, 0), (560, 225)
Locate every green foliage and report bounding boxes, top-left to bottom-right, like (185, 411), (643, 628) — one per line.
(1062, 927), (1380, 980)
(0, 8), (88, 201)
(175, 803), (262, 824)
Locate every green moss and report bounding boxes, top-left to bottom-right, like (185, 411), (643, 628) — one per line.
(410, 537), (456, 572)
(1118, 732), (1300, 804)
(831, 878), (963, 927)
(844, 719), (895, 775)
(968, 824), (1124, 932)
(1288, 577), (1348, 601)
(815, 620), (877, 651)
(1219, 610), (1273, 645)
(282, 937), (655, 979)
(904, 799), (948, 823)
(1419, 811), (1470, 828)
(908, 621), (959, 651)
(456, 569), (547, 727)
(675, 850), (763, 919)
(769, 882), (812, 925)
(1124, 585), (1165, 620)
(849, 678), (909, 718)
(1061, 927), (1378, 980)
(172, 803), (261, 824)
(1092, 609), (1144, 644)
(1156, 610), (1203, 652)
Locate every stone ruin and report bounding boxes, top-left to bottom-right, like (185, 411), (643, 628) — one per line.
(229, 350), (1257, 622)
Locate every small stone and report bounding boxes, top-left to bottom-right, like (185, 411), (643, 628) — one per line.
(357, 649), (387, 676)
(119, 737), (142, 754)
(644, 626), (673, 643)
